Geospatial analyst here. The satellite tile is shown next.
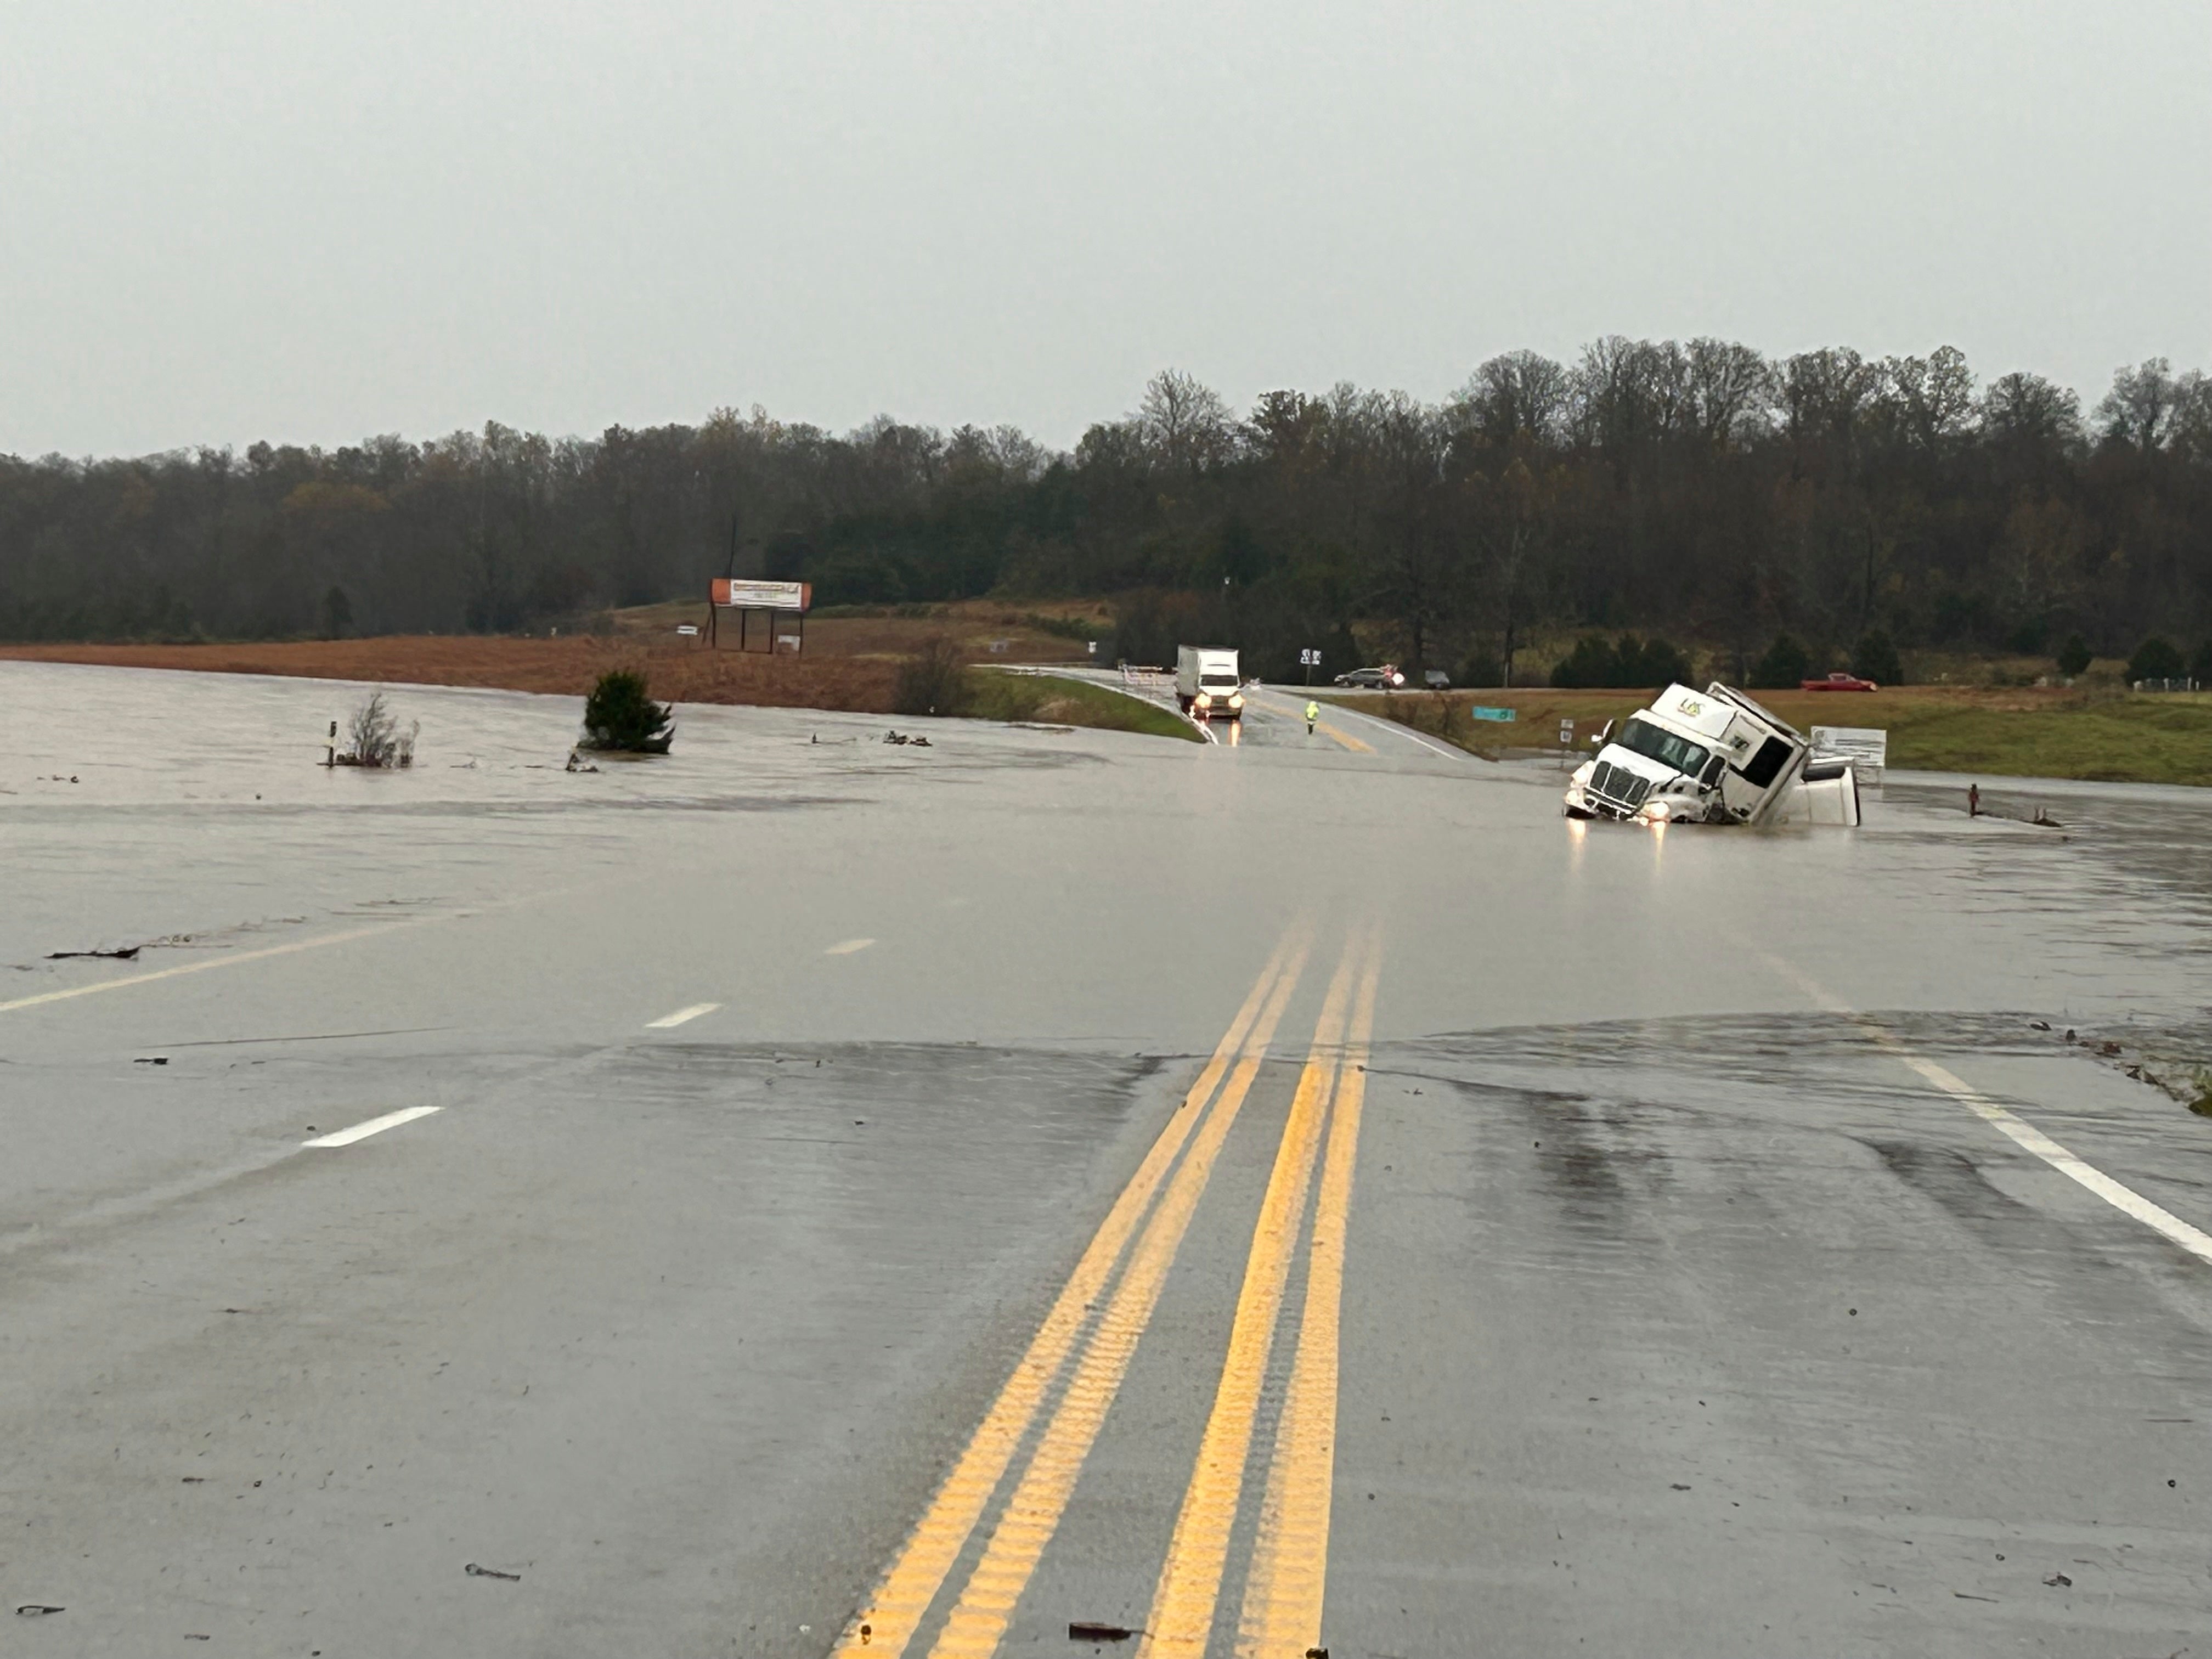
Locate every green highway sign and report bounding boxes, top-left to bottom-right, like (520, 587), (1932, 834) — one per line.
(1468, 706), (1516, 723)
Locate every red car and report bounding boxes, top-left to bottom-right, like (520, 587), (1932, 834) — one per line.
(1802, 672), (1879, 691)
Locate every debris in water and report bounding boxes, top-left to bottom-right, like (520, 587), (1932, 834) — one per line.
(2043, 1572), (2071, 1587)
(1670, 1483), (1691, 1491)
(464, 1563), (522, 1581)
(15, 1605), (65, 1617)
(136, 1056), (170, 1065)
(49, 945), (140, 960)
(2029, 1020), (2051, 1031)
(1068, 1622), (1138, 1641)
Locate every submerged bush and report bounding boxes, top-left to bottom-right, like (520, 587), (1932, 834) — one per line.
(340, 691), (416, 768)
(581, 669), (674, 751)
(892, 636), (973, 716)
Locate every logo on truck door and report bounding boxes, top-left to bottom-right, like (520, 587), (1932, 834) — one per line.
(1679, 698), (1702, 716)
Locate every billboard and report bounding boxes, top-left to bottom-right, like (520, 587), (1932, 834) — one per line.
(710, 578), (811, 611)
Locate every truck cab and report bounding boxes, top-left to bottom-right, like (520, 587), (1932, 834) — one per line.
(1176, 646), (1245, 720)
(1564, 682), (1859, 827)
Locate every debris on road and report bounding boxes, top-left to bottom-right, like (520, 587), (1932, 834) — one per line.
(48, 944), (140, 960)
(1068, 1621), (1139, 1641)
(464, 1562), (522, 1581)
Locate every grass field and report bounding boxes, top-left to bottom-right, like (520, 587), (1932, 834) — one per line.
(1345, 685), (2212, 787)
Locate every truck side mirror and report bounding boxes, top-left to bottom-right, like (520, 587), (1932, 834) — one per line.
(1596, 720), (1615, 744)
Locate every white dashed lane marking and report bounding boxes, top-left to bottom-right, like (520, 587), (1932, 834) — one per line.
(303, 1107), (442, 1148)
(646, 1002), (721, 1029)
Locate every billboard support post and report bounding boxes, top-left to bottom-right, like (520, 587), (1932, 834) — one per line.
(708, 579), (812, 654)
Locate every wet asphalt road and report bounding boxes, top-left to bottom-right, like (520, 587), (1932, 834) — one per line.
(4, 660), (2211, 1657)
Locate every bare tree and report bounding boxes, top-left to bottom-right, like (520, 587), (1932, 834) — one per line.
(2097, 358), (2180, 452)
(340, 691), (417, 768)
(1136, 369), (1235, 476)
(1882, 346), (1976, 453)
(1454, 351), (1571, 447)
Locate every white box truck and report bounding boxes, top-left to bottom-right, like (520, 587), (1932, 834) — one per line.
(1563, 681), (1860, 827)
(1176, 646), (1245, 720)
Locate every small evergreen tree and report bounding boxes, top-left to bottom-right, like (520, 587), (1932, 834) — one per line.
(1549, 635), (1620, 688)
(2055, 635), (2093, 677)
(581, 669), (674, 751)
(1623, 635), (1691, 686)
(1455, 650), (1503, 689)
(1851, 630), (1903, 685)
(892, 636), (973, 716)
(1750, 633), (1810, 689)
(2126, 636), (2186, 684)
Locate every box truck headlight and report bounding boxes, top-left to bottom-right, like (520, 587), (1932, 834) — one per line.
(1195, 692), (1211, 708)
(1640, 799), (1672, 822)
(1227, 693), (1244, 709)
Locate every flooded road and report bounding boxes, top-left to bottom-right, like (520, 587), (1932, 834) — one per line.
(3, 659), (2209, 1656)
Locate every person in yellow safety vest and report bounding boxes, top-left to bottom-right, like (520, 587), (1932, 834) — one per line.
(1305, 700), (1319, 735)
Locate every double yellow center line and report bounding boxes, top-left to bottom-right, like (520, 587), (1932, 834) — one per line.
(1142, 927), (1379, 1658)
(836, 920), (1381, 1658)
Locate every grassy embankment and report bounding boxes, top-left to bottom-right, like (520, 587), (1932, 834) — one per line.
(964, 670), (1200, 742)
(1346, 686), (2212, 787)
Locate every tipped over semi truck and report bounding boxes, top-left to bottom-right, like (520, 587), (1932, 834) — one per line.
(1564, 682), (1861, 827)
(1176, 646), (1244, 720)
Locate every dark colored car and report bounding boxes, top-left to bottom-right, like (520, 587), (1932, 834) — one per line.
(1333, 665), (1405, 688)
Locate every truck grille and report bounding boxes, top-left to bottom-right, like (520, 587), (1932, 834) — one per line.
(1589, 759), (1650, 811)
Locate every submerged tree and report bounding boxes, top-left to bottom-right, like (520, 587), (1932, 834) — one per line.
(580, 668), (674, 752)
(338, 691), (416, 767)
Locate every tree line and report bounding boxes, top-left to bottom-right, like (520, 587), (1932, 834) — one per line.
(4, 342), (2209, 686)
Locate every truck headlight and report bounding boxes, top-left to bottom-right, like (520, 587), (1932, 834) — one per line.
(1195, 692), (1211, 707)
(1640, 799), (1672, 822)
(1227, 693), (1244, 709)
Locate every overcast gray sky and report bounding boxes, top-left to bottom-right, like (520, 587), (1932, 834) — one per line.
(3, 1), (2204, 458)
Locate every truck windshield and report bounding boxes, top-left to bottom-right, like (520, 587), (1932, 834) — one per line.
(1615, 716), (1709, 777)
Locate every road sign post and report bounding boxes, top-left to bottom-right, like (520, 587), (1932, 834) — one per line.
(1299, 647), (1321, 686)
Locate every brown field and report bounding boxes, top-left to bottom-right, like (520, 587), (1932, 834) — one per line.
(0, 601), (1110, 714)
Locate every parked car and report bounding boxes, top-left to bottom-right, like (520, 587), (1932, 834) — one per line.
(1423, 668), (1451, 690)
(1801, 672), (1879, 691)
(1333, 664), (1405, 688)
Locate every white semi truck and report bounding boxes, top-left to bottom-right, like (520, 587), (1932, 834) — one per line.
(1563, 681), (1861, 827)
(1176, 646), (1245, 720)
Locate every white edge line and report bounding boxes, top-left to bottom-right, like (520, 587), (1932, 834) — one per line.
(1762, 949), (2212, 1267)
(1895, 1053), (2212, 1265)
(303, 1105), (442, 1148)
(646, 1001), (722, 1029)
